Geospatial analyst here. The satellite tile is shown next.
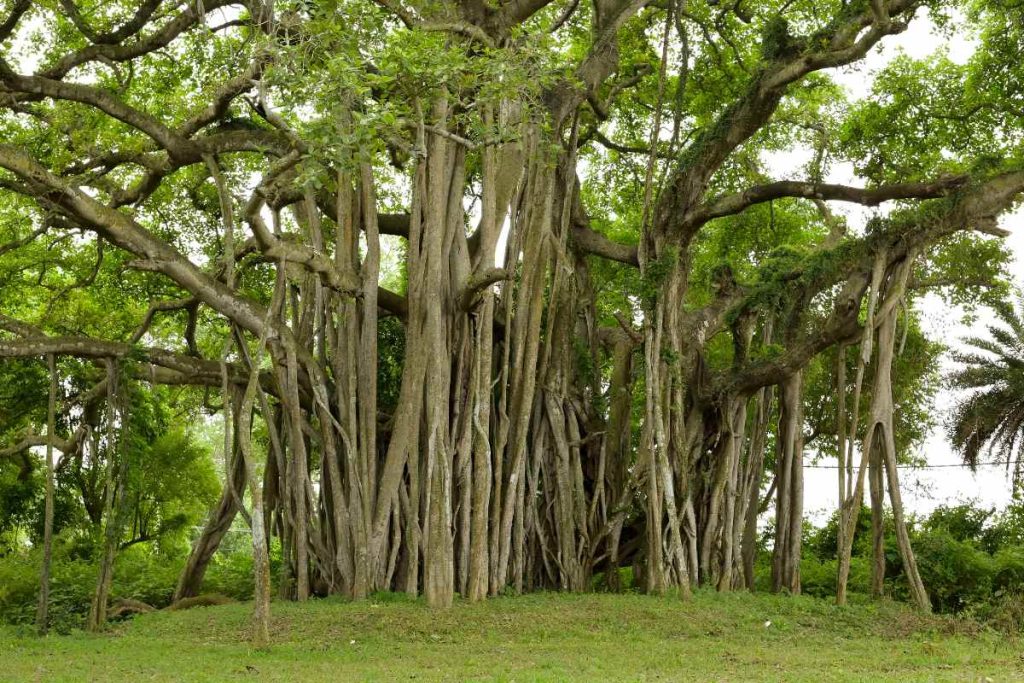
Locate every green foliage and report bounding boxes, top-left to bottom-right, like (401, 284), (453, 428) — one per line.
(122, 428), (220, 556)
(0, 463), (39, 552)
(638, 246), (678, 308)
(921, 233), (1013, 309)
(0, 544), (95, 634)
(198, 536), (261, 602)
(377, 316), (406, 413)
(760, 17), (796, 62)
(0, 538), (262, 632)
(799, 501), (1024, 619)
(840, 56), (983, 183)
(947, 296), (1024, 491)
(912, 527), (995, 613)
(805, 506), (873, 561)
(800, 556), (873, 599)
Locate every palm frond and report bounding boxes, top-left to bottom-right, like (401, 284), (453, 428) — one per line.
(948, 296), (1024, 489)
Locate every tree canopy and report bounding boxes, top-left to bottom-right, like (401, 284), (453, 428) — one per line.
(1, 0), (1023, 640)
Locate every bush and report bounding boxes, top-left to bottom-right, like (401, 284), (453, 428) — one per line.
(911, 527), (994, 613)
(792, 501), (1024, 627)
(963, 591), (1024, 633)
(111, 546), (186, 607)
(0, 545), (96, 633)
(800, 556), (872, 599)
(806, 507), (874, 561)
(992, 546), (1024, 595)
(202, 547), (256, 601)
(981, 504), (1024, 554)
(0, 536), (262, 631)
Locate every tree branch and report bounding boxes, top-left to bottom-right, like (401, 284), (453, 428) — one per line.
(0, 143), (272, 336)
(0, 64), (202, 162)
(719, 169), (1024, 396)
(687, 175), (969, 227)
(657, 0), (921, 241)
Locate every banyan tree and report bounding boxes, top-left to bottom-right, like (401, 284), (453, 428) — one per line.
(1, 0), (1023, 641)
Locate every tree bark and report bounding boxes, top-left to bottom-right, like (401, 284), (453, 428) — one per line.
(35, 353), (57, 635)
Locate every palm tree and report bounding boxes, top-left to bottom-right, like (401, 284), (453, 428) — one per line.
(948, 295), (1024, 492)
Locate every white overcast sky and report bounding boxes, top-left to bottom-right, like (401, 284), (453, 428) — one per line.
(773, 12), (1024, 521)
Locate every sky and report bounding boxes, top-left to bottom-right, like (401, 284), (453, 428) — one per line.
(776, 11), (1024, 521)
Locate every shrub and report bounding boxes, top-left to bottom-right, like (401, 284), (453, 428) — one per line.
(0, 546), (96, 633)
(963, 591), (1024, 633)
(112, 546), (186, 607)
(202, 545), (257, 601)
(0, 538), (262, 630)
(910, 527), (994, 613)
(992, 546), (1024, 595)
(800, 556), (872, 599)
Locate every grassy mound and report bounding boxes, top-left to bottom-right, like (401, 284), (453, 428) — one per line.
(1, 591), (1019, 681)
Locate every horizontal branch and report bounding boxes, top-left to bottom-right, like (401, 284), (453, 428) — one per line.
(571, 224), (639, 266)
(377, 286), (409, 318)
(0, 431), (75, 459)
(0, 143), (271, 336)
(687, 175), (969, 227)
(569, 190), (639, 266)
(460, 267), (510, 310)
(0, 332), (279, 395)
(657, 0), (920, 241)
(719, 169), (1024, 396)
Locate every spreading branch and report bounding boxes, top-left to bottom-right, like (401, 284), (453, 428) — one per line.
(687, 175), (969, 227)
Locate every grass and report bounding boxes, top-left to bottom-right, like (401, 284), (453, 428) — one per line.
(1, 590), (1020, 682)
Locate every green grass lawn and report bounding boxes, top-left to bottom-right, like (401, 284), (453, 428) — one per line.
(1, 590), (1019, 682)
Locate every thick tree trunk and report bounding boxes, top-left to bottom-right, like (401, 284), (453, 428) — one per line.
(772, 372), (803, 594)
(175, 399), (246, 601)
(638, 243), (693, 596)
(741, 385), (772, 590)
(717, 398), (748, 591)
(868, 293), (930, 611)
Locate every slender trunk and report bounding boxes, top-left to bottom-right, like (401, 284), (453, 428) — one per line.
(871, 294), (930, 611)
(35, 354), (57, 635)
(869, 428), (886, 597)
(87, 361), (125, 632)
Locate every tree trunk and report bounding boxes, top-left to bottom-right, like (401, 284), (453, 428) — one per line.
(87, 361), (125, 632)
(175, 411), (246, 601)
(772, 372), (803, 594)
(35, 354), (57, 635)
